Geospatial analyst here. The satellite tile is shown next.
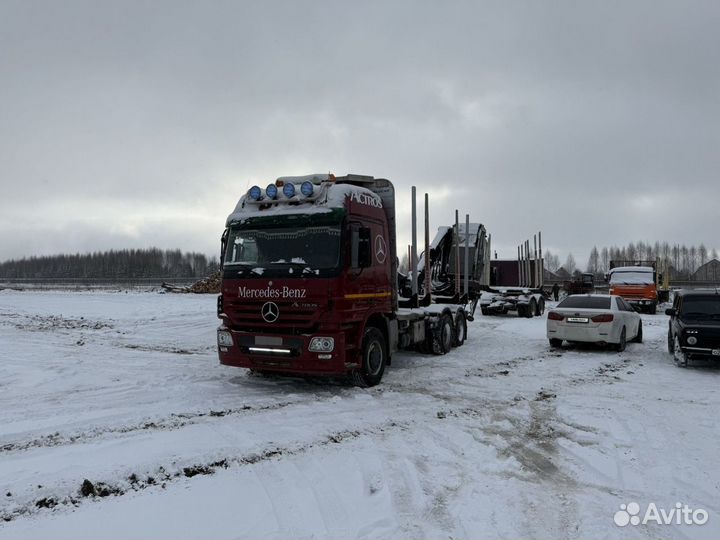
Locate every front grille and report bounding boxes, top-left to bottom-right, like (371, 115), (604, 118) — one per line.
(226, 299), (319, 333)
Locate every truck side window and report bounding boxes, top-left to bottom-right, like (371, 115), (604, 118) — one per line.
(350, 224), (372, 268)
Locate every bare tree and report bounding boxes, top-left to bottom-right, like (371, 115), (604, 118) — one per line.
(600, 247), (610, 273)
(564, 253), (576, 275)
(543, 250), (560, 273)
(699, 244), (708, 267)
(586, 246), (600, 275)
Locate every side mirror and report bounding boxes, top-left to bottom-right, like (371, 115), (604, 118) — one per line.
(351, 225), (372, 268)
(665, 308), (676, 317)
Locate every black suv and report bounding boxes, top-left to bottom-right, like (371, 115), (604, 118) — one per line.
(666, 289), (720, 366)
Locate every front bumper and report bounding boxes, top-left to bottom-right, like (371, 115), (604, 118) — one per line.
(217, 326), (350, 375)
(680, 346), (720, 359)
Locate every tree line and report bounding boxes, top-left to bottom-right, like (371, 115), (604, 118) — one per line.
(545, 242), (720, 279)
(0, 248), (220, 279)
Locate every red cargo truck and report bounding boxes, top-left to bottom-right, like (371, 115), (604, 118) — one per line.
(216, 174), (472, 386)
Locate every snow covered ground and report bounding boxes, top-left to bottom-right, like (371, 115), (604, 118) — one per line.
(1, 290), (719, 539)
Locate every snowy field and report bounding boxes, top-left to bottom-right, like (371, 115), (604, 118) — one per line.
(1, 290), (719, 539)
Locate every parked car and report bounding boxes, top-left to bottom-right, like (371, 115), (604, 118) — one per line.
(665, 289), (720, 367)
(546, 294), (642, 351)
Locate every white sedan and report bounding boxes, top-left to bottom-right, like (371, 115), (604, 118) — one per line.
(546, 294), (642, 351)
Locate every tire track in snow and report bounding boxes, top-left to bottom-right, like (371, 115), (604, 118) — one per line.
(0, 400), (303, 454)
(0, 420), (407, 524)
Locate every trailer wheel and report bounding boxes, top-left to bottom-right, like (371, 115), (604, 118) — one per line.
(535, 298), (545, 316)
(517, 305), (527, 318)
(353, 326), (387, 387)
(432, 313), (454, 355)
(527, 299), (537, 318)
(480, 307), (490, 316)
(454, 310), (467, 347)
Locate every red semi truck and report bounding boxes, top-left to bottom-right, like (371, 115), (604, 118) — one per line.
(216, 173), (473, 386)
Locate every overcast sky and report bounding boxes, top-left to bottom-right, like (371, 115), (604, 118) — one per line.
(1, 1), (719, 268)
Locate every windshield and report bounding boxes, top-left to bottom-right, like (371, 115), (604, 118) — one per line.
(681, 296), (720, 318)
(224, 225), (342, 276)
(609, 271), (653, 285)
(558, 296), (611, 309)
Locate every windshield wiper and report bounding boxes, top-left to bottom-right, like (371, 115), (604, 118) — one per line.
(266, 261), (316, 273)
(225, 262), (255, 274)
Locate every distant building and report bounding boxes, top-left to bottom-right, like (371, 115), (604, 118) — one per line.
(692, 259), (720, 281)
(555, 267), (571, 280)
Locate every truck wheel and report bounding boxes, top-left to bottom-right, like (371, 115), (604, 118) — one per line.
(454, 310), (467, 347)
(480, 307), (490, 316)
(649, 303), (657, 315)
(535, 298), (545, 316)
(526, 299), (536, 318)
(353, 327), (386, 387)
(432, 313), (454, 355)
(549, 338), (562, 348)
(616, 327), (626, 352)
(667, 330), (674, 354)
(517, 305), (527, 318)
(673, 336), (688, 368)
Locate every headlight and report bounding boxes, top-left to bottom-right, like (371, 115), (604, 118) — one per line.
(687, 336), (698, 345)
(217, 331), (233, 347)
(309, 337), (335, 352)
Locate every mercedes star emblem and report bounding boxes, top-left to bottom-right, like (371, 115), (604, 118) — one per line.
(261, 301), (279, 323)
(375, 235), (387, 263)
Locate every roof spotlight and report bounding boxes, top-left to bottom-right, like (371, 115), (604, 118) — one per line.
(248, 185), (262, 200)
(283, 183), (296, 198)
(301, 181), (314, 197)
(266, 184), (278, 199)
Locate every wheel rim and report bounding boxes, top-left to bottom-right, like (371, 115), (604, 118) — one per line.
(366, 340), (383, 375)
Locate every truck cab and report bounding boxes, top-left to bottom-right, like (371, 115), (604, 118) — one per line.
(216, 174), (398, 386)
(607, 265), (658, 314)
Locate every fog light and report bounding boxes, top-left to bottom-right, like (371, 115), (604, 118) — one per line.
(687, 336), (698, 345)
(309, 337), (335, 352)
(217, 331), (233, 347)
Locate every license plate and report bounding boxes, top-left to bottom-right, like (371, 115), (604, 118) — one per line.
(567, 317), (589, 323)
(712, 349), (720, 356)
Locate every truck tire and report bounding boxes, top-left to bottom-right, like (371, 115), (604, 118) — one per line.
(517, 305), (526, 318)
(535, 298), (545, 316)
(649, 303), (657, 315)
(432, 313), (454, 355)
(353, 326), (387, 387)
(526, 299), (536, 318)
(481, 307), (490, 316)
(454, 310), (467, 347)
(667, 330), (674, 354)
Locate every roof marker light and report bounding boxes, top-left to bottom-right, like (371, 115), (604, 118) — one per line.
(248, 185), (262, 200)
(283, 183), (296, 198)
(301, 181), (314, 197)
(266, 184), (278, 199)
